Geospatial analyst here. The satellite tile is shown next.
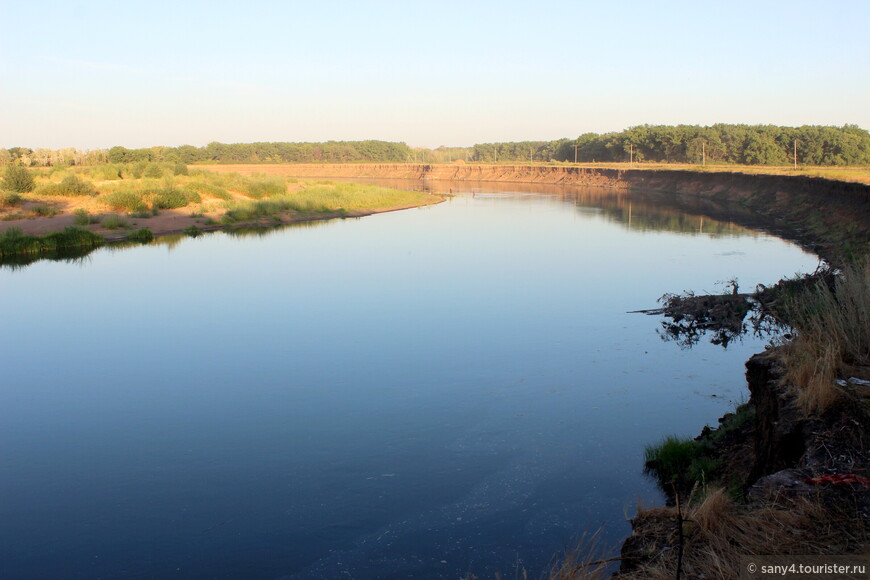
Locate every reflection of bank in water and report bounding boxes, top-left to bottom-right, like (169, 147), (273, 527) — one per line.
(630, 274), (827, 349)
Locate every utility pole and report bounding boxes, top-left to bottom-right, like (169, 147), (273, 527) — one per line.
(530, 147), (533, 165)
(574, 144), (579, 164)
(629, 143), (634, 164)
(794, 139), (798, 170)
(702, 142), (706, 166)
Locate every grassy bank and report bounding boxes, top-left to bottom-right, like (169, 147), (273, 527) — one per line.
(0, 163), (439, 261)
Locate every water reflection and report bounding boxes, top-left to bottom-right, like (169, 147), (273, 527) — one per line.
(652, 291), (787, 349)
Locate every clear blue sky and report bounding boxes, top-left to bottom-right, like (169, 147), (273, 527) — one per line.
(1, 0), (868, 150)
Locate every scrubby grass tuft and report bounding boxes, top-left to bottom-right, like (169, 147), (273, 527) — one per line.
(72, 208), (101, 226)
(32, 205), (57, 217)
(37, 175), (98, 197)
(244, 178), (287, 199)
(100, 215), (129, 230)
(99, 189), (148, 213)
(779, 259), (870, 412)
(146, 187), (201, 209)
(644, 436), (712, 488)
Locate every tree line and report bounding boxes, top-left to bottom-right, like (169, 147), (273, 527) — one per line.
(472, 124), (870, 166)
(106, 140), (415, 165)
(3, 125), (869, 167)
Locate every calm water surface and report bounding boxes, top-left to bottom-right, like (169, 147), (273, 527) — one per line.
(0, 185), (818, 578)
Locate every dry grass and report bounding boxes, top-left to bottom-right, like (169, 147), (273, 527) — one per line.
(617, 488), (862, 580)
(547, 530), (614, 580)
(779, 258), (870, 413)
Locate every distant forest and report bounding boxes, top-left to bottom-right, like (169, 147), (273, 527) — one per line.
(3, 125), (869, 167)
(471, 124), (870, 165)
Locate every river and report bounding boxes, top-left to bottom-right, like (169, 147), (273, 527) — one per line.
(0, 183), (819, 578)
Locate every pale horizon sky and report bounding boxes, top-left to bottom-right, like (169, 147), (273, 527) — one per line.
(1, 0), (868, 150)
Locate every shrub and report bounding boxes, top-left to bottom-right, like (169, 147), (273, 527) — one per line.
(2, 165), (35, 193)
(90, 164), (124, 180)
(99, 189), (147, 213)
(183, 225), (202, 237)
(147, 188), (201, 209)
(131, 161), (147, 179)
(143, 163), (164, 178)
(100, 215), (129, 230)
(171, 162), (189, 176)
(38, 175), (98, 197)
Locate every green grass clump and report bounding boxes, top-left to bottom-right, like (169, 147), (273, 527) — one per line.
(2, 165), (35, 193)
(37, 175), (98, 197)
(147, 187), (201, 209)
(100, 215), (129, 230)
(644, 437), (705, 480)
(0, 226), (103, 257)
(0, 191), (22, 207)
(125, 228), (154, 242)
(182, 225), (202, 237)
(99, 189), (147, 212)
